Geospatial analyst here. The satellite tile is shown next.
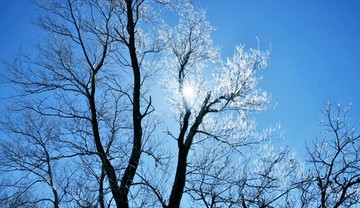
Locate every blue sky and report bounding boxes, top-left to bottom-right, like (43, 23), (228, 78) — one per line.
(205, 1), (360, 153)
(1, 1), (360, 156)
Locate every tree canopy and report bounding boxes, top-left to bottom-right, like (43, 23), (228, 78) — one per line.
(0, 1), (359, 208)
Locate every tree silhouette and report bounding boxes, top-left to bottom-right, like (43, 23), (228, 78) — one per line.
(0, 0), (318, 207)
(303, 101), (360, 208)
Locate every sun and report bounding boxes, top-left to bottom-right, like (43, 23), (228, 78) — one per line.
(182, 84), (195, 101)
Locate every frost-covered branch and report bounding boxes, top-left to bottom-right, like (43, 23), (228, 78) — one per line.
(304, 101), (360, 207)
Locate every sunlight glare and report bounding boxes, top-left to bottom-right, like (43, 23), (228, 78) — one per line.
(182, 84), (195, 101)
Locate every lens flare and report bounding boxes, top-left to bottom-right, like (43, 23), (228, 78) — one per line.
(182, 84), (195, 101)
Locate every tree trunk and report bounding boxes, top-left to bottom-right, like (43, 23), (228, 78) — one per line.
(99, 165), (106, 208)
(168, 95), (210, 207)
(168, 147), (189, 208)
(118, 1), (143, 207)
(89, 92), (123, 207)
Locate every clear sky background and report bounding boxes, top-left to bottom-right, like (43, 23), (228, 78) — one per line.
(1, 1), (360, 156)
(205, 1), (360, 154)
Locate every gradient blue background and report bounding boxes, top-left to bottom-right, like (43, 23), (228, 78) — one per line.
(1, 1), (360, 156)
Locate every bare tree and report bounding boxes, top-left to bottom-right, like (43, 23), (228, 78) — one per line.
(1, 0), (170, 207)
(152, 3), (301, 207)
(0, 1), (306, 207)
(0, 113), (67, 208)
(304, 101), (360, 208)
(0, 187), (39, 208)
(239, 144), (305, 208)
